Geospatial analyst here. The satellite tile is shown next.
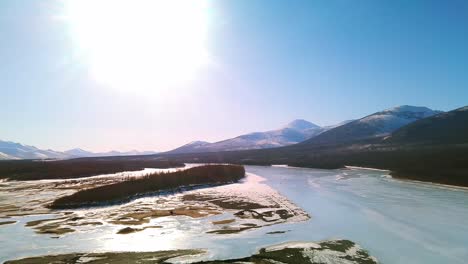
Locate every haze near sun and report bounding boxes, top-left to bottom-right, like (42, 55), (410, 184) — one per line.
(62, 0), (211, 93)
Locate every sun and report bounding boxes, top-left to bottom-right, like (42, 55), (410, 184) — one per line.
(62, 0), (211, 93)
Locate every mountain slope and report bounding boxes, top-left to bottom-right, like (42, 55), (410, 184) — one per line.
(385, 106), (468, 144)
(168, 119), (325, 154)
(65, 148), (95, 157)
(300, 105), (442, 146)
(168, 141), (211, 154)
(0, 152), (16, 160)
(0, 140), (69, 160)
(322, 119), (355, 130)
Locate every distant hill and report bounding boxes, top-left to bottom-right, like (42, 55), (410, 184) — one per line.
(0, 141), (158, 160)
(168, 119), (329, 154)
(65, 148), (159, 158)
(300, 105), (442, 146)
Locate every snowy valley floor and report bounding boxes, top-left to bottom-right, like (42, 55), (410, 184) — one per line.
(1, 168), (379, 263)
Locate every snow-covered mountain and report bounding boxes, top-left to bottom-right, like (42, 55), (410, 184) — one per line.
(64, 148), (95, 157)
(64, 148), (158, 157)
(385, 105), (468, 144)
(0, 151), (15, 160)
(286, 119), (320, 130)
(301, 105), (443, 146)
(2, 105), (442, 159)
(322, 119), (355, 130)
(0, 140), (69, 160)
(168, 119), (331, 154)
(168, 141), (211, 154)
(357, 105), (441, 133)
(0, 141), (158, 160)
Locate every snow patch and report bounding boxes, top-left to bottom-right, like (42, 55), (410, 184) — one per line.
(264, 241), (321, 252)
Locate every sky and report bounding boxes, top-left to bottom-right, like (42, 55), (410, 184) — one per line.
(1, 0), (467, 152)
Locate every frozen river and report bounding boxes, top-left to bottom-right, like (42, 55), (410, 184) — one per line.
(1, 165), (468, 263)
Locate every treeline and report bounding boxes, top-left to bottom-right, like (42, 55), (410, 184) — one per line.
(0, 159), (184, 181)
(50, 164), (245, 209)
(148, 107), (468, 187)
(153, 143), (468, 187)
(288, 144), (468, 187)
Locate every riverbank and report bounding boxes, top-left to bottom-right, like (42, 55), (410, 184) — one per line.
(5, 239), (378, 264)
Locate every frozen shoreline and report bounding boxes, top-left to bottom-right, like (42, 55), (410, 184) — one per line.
(344, 165), (390, 172)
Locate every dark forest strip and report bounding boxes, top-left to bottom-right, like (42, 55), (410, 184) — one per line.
(0, 159), (184, 180)
(49, 164), (245, 209)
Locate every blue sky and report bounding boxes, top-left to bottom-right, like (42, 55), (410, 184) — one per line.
(1, 0), (467, 152)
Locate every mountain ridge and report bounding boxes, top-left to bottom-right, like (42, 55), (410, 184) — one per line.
(0, 141), (158, 160)
(299, 105), (443, 146)
(167, 119), (326, 154)
(384, 105), (468, 145)
(150, 105), (468, 187)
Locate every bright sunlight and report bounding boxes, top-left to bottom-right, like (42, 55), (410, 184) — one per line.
(62, 0), (211, 92)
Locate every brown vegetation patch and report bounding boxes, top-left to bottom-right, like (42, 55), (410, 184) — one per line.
(69, 221), (103, 227)
(0, 220), (16, 226)
(0, 204), (20, 213)
(4, 240), (380, 264)
(266, 230), (290, 234)
(207, 223), (259, 234)
(26, 217), (67, 227)
(23, 213), (103, 235)
(183, 194), (266, 210)
(110, 207), (221, 226)
(35, 225), (75, 235)
(234, 209), (294, 222)
(212, 219), (235, 225)
(117, 225), (163, 234)
(4, 250), (205, 264)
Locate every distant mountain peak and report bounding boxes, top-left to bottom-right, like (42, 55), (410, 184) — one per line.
(185, 141), (211, 146)
(382, 105), (438, 114)
(358, 105), (442, 123)
(386, 105), (468, 144)
(166, 140), (211, 154)
(68, 148), (86, 151)
(167, 119), (329, 154)
(64, 148), (94, 156)
(285, 119), (320, 130)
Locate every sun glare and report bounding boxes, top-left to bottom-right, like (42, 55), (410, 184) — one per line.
(62, 0), (211, 93)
